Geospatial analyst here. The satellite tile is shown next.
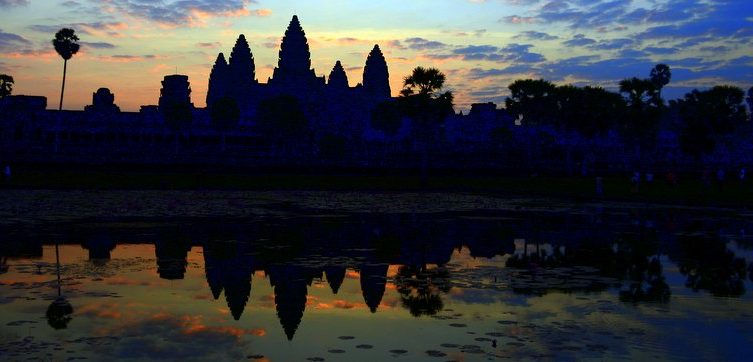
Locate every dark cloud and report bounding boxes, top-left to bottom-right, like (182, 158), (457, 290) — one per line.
(563, 34), (596, 47)
(444, 43), (545, 63)
(0, 0), (28, 8)
(642, 46), (679, 55)
(80, 41), (117, 49)
(404, 37), (447, 50)
(0, 29), (31, 52)
(28, 22), (127, 36)
(587, 38), (635, 51)
(499, 43), (546, 63)
(513, 31), (559, 41)
(95, 0), (264, 26)
(196, 42), (221, 49)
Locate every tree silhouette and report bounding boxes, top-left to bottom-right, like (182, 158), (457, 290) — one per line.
(370, 100), (403, 137)
(0, 74), (13, 98)
(619, 77), (661, 163)
(52, 28), (80, 111)
(505, 79), (557, 126)
(649, 63), (671, 102)
(399, 66), (454, 186)
(394, 265), (449, 317)
(678, 86), (747, 160)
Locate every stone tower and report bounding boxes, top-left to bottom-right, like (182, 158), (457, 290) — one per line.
(206, 52), (228, 108)
(227, 35), (256, 103)
(270, 15), (319, 89)
(327, 60), (349, 90)
(158, 75), (192, 110)
(363, 45), (391, 100)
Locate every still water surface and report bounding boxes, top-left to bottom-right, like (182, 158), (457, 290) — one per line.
(1, 194), (753, 361)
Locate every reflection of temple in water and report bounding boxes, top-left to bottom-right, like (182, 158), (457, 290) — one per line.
(5, 211), (753, 339)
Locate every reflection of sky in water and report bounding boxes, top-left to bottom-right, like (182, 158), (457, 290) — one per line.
(2, 240), (753, 361)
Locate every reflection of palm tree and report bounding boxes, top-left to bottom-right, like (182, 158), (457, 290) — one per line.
(52, 28), (80, 111)
(675, 230), (747, 297)
(46, 241), (73, 329)
(394, 265), (449, 317)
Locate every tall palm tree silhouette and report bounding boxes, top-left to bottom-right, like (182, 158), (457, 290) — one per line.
(53, 28), (80, 111)
(399, 66), (454, 186)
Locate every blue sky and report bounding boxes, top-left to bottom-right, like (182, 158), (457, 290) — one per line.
(0, 0), (751, 111)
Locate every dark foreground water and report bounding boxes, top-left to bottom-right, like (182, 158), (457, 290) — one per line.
(1, 192), (753, 361)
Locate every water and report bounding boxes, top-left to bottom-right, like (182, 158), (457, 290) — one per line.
(1, 192), (753, 361)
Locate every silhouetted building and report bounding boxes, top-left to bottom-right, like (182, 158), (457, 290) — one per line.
(362, 45), (391, 100)
(206, 53), (229, 108)
(159, 75), (193, 111)
(85, 88), (120, 114)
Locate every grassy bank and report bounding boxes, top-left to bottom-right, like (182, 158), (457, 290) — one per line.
(2, 167), (753, 208)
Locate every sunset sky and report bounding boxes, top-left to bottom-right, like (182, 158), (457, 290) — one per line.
(0, 0), (751, 111)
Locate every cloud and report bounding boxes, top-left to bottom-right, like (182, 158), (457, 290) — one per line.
(513, 31), (559, 41)
(403, 37), (447, 50)
(500, 15), (536, 24)
(563, 34), (596, 47)
(0, 0), (28, 8)
(196, 42), (221, 49)
(96, 0), (269, 27)
(28, 22), (129, 37)
(0, 29), (31, 53)
(80, 41), (117, 49)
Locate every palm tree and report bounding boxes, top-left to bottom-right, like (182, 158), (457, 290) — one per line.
(649, 64), (671, 104)
(53, 28), (80, 111)
(0, 74), (13, 98)
(399, 66), (454, 186)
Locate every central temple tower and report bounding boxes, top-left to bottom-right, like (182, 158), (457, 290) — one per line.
(268, 15), (322, 91)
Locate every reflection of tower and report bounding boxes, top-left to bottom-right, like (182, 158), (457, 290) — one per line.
(268, 264), (309, 340)
(81, 234), (116, 264)
(203, 240), (256, 320)
(155, 238), (191, 280)
(324, 265), (346, 294)
(359, 263), (389, 313)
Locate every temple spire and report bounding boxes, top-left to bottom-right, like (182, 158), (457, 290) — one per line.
(227, 34), (256, 101)
(328, 60), (349, 90)
(270, 15), (318, 88)
(363, 44), (391, 99)
(206, 52), (228, 108)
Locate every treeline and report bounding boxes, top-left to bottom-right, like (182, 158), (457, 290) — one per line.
(502, 64), (753, 160)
